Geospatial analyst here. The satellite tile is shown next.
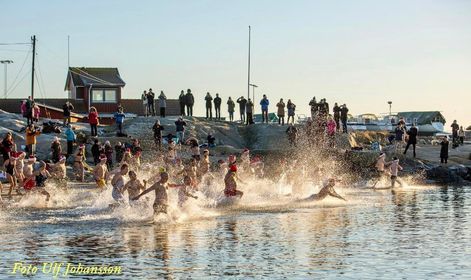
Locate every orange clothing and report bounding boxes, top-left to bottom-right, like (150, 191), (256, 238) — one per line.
(25, 127), (41, 145)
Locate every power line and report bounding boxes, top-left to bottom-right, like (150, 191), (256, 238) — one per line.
(6, 45), (31, 94)
(0, 43), (30, 46)
(5, 69), (31, 98)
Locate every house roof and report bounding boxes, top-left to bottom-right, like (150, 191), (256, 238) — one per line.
(65, 67), (126, 90)
(397, 111), (446, 125)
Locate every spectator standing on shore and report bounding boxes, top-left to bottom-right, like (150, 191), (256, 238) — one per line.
(179, 90), (186, 116)
(340, 104), (349, 133)
(114, 108), (126, 135)
(227, 97), (235, 122)
(62, 101), (74, 127)
(205, 92), (213, 120)
(25, 124), (41, 157)
(333, 103), (341, 130)
(246, 98), (254, 125)
(403, 123), (418, 158)
(394, 124), (406, 153)
(24, 97), (34, 125)
(91, 139), (102, 165)
(88, 107), (99, 137)
(20, 100), (27, 123)
(147, 88), (155, 116)
(459, 126), (465, 145)
(440, 136), (449, 164)
(185, 89), (194, 116)
(276, 98), (285, 125)
(309, 97), (318, 119)
(214, 93), (222, 120)
(159, 91), (167, 118)
(175, 117), (187, 144)
(451, 120), (459, 144)
(152, 120), (164, 150)
(115, 142), (125, 163)
(237, 96), (247, 123)
(287, 99), (296, 124)
(32, 102), (40, 123)
(260, 95), (269, 124)
(65, 125), (76, 158)
(141, 90), (148, 117)
(326, 117), (337, 147)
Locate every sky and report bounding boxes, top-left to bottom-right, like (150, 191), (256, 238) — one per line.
(1, 0), (470, 128)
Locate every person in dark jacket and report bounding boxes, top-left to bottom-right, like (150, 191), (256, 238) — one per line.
(175, 117), (187, 144)
(403, 124), (418, 157)
(451, 120), (459, 144)
(91, 139), (102, 165)
(333, 103), (341, 130)
(115, 142), (125, 163)
(237, 96), (247, 123)
(205, 92), (213, 120)
(340, 104), (349, 133)
(440, 136), (449, 164)
(152, 120), (165, 150)
(179, 90), (186, 116)
(147, 88), (155, 116)
(214, 93), (222, 120)
(62, 101), (74, 127)
(394, 124), (406, 153)
(185, 89), (195, 116)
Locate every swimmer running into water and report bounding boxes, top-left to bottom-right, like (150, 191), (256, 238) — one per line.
(301, 178), (346, 202)
(110, 164), (129, 205)
(133, 171), (171, 215)
(224, 164), (244, 198)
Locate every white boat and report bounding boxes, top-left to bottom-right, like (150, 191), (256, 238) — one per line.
(347, 111), (445, 135)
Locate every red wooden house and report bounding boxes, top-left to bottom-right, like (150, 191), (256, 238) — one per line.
(65, 67), (126, 113)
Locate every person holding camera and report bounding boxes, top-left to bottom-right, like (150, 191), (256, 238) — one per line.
(25, 124), (41, 157)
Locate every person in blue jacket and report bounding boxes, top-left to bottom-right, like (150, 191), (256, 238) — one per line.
(64, 125), (76, 158)
(260, 94), (269, 123)
(114, 108), (126, 135)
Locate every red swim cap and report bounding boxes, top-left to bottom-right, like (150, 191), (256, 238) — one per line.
(230, 165), (237, 172)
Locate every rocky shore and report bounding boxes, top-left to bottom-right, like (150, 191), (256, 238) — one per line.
(1, 110), (470, 185)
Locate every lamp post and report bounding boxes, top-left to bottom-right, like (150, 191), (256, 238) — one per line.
(249, 83), (258, 101)
(0, 60), (13, 99)
(387, 101), (392, 116)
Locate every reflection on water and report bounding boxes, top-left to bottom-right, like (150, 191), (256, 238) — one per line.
(1, 186), (470, 279)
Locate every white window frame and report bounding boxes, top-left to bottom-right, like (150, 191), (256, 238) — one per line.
(91, 88), (117, 103)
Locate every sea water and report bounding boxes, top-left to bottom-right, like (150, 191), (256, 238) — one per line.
(0, 181), (470, 279)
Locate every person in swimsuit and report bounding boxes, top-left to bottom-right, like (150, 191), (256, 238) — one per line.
(111, 163), (129, 204)
(93, 154), (109, 188)
(74, 144), (85, 182)
(224, 164), (244, 198)
(132, 171), (171, 215)
(387, 157), (403, 188)
(302, 178), (346, 201)
(124, 170), (146, 203)
(14, 152), (26, 191)
(33, 161), (51, 201)
(176, 176), (198, 207)
(372, 152), (387, 188)
(3, 152), (18, 197)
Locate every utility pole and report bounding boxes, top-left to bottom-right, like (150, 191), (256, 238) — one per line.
(0, 60), (13, 99)
(247, 26), (251, 100)
(31, 35), (36, 100)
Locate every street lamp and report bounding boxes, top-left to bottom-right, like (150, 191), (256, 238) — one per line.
(249, 83), (258, 101)
(387, 101), (392, 116)
(0, 60), (13, 99)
